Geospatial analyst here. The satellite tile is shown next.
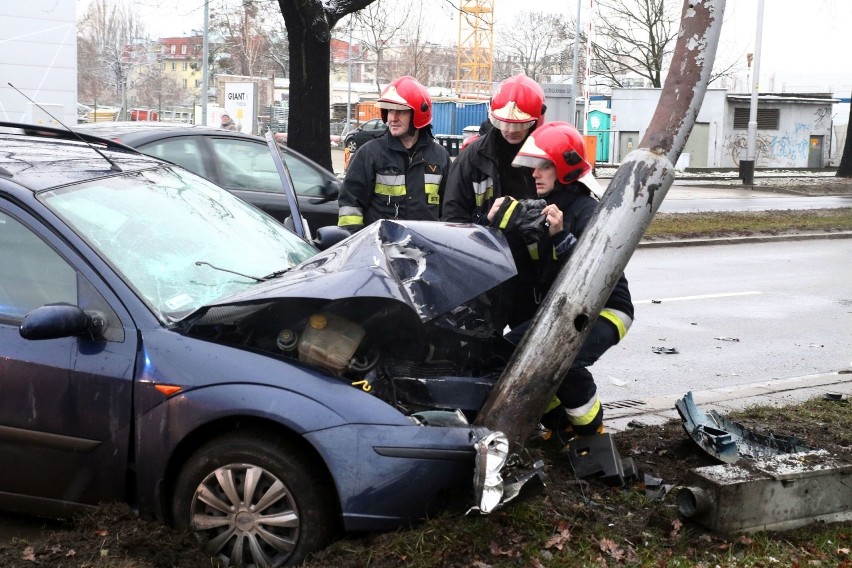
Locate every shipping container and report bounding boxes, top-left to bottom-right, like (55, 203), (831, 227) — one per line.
(431, 101), (488, 135)
(355, 101), (381, 124)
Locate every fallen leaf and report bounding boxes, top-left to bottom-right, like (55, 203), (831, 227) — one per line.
(598, 538), (625, 561)
(545, 522), (572, 550)
(736, 535), (754, 546)
(22, 546), (36, 562)
(489, 542), (513, 557)
(669, 519), (683, 538)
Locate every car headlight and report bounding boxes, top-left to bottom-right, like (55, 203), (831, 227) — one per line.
(471, 431), (510, 514)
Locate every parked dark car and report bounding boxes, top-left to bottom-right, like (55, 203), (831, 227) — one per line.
(72, 121), (341, 231)
(342, 118), (387, 152)
(0, 122), (531, 567)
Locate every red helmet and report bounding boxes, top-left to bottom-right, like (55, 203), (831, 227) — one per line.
(489, 74), (546, 132)
(512, 121), (591, 183)
(376, 76), (432, 129)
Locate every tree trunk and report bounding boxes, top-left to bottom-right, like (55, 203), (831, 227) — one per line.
(837, 91), (852, 177)
(278, 0), (333, 171)
(277, 0), (375, 172)
(474, 0), (727, 450)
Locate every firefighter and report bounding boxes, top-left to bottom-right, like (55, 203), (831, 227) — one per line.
(337, 76), (451, 233)
(441, 73), (546, 224)
(488, 121), (634, 442)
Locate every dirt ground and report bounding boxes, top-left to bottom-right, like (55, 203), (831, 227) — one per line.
(1, 397), (849, 568)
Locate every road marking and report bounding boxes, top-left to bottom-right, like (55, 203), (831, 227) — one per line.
(637, 291), (762, 304)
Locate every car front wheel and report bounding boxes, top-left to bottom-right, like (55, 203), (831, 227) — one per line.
(345, 139), (358, 153)
(172, 431), (337, 567)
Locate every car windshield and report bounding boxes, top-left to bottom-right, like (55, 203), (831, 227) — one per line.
(40, 167), (317, 321)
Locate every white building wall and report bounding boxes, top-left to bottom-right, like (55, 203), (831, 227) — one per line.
(721, 100), (833, 168)
(0, 1), (77, 125)
(610, 88), (728, 166)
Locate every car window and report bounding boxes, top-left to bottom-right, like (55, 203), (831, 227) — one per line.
(280, 150), (325, 197)
(142, 138), (213, 180)
(366, 119), (385, 132)
(0, 211), (76, 321)
(209, 138), (286, 193)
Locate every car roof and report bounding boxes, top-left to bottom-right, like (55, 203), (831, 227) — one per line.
(0, 123), (173, 192)
(72, 121), (260, 146)
(73, 121), (339, 182)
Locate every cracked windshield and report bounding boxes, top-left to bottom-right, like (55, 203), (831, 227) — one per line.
(41, 168), (316, 320)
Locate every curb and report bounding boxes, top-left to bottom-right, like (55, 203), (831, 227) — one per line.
(638, 231), (852, 248)
(605, 371), (852, 434)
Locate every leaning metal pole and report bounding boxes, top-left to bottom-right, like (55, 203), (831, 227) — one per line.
(474, 0), (726, 450)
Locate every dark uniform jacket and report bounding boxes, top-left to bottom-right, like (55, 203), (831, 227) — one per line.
(501, 182), (634, 336)
(337, 128), (450, 232)
(441, 127), (537, 224)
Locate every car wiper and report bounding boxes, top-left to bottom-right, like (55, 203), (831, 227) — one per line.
(261, 268), (291, 279)
(195, 261), (266, 282)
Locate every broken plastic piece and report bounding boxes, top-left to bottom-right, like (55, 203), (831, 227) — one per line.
(652, 346), (679, 355)
(561, 433), (639, 487)
(675, 391), (814, 464)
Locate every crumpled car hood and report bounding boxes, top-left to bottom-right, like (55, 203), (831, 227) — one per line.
(185, 219), (516, 327)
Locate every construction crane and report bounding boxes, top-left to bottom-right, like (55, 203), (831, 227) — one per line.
(455, 0), (494, 98)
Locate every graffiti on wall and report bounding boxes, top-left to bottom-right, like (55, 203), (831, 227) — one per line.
(726, 131), (810, 167)
(814, 107), (830, 130)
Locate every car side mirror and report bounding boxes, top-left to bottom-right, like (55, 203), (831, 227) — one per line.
(20, 303), (106, 340)
(284, 215), (311, 239)
(313, 226), (351, 250)
(319, 179), (341, 201)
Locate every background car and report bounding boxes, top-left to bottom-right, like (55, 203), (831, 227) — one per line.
(342, 118), (387, 152)
(0, 122), (521, 567)
(72, 121), (341, 231)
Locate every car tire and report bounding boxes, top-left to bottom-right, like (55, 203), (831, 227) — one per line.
(345, 139), (358, 153)
(172, 431), (338, 568)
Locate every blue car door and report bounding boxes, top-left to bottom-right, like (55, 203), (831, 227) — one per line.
(0, 205), (137, 513)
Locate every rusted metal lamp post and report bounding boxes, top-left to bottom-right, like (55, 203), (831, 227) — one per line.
(475, 0), (727, 450)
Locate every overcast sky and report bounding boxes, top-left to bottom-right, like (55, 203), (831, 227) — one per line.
(82, 0), (848, 79)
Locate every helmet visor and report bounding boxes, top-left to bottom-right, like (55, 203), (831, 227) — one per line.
(512, 154), (551, 170)
(376, 100), (411, 111)
(490, 116), (536, 132)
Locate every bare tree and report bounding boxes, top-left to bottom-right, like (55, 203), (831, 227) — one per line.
(351, 0), (411, 94)
(134, 60), (186, 110)
(258, 1), (289, 77)
(276, 0), (376, 171)
(387, 3), (453, 88)
(77, 0), (147, 116)
(837, 93), (852, 177)
(494, 11), (573, 83)
(211, 0), (272, 77)
(590, 0), (680, 88)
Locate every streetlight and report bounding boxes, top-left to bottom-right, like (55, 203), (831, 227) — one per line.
(201, 0), (209, 126)
(741, 0), (764, 185)
(346, 18), (353, 132)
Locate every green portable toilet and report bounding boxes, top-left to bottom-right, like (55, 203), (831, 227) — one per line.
(587, 109), (611, 163)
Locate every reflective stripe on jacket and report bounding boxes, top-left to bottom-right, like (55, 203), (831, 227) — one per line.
(337, 129), (451, 231)
(441, 128), (536, 224)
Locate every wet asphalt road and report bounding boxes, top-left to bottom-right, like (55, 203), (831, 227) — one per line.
(594, 237), (852, 403)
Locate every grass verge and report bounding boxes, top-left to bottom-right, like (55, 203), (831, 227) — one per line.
(645, 208), (852, 240)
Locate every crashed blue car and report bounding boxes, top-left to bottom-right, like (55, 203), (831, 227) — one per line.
(0, 123), (524, 567)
